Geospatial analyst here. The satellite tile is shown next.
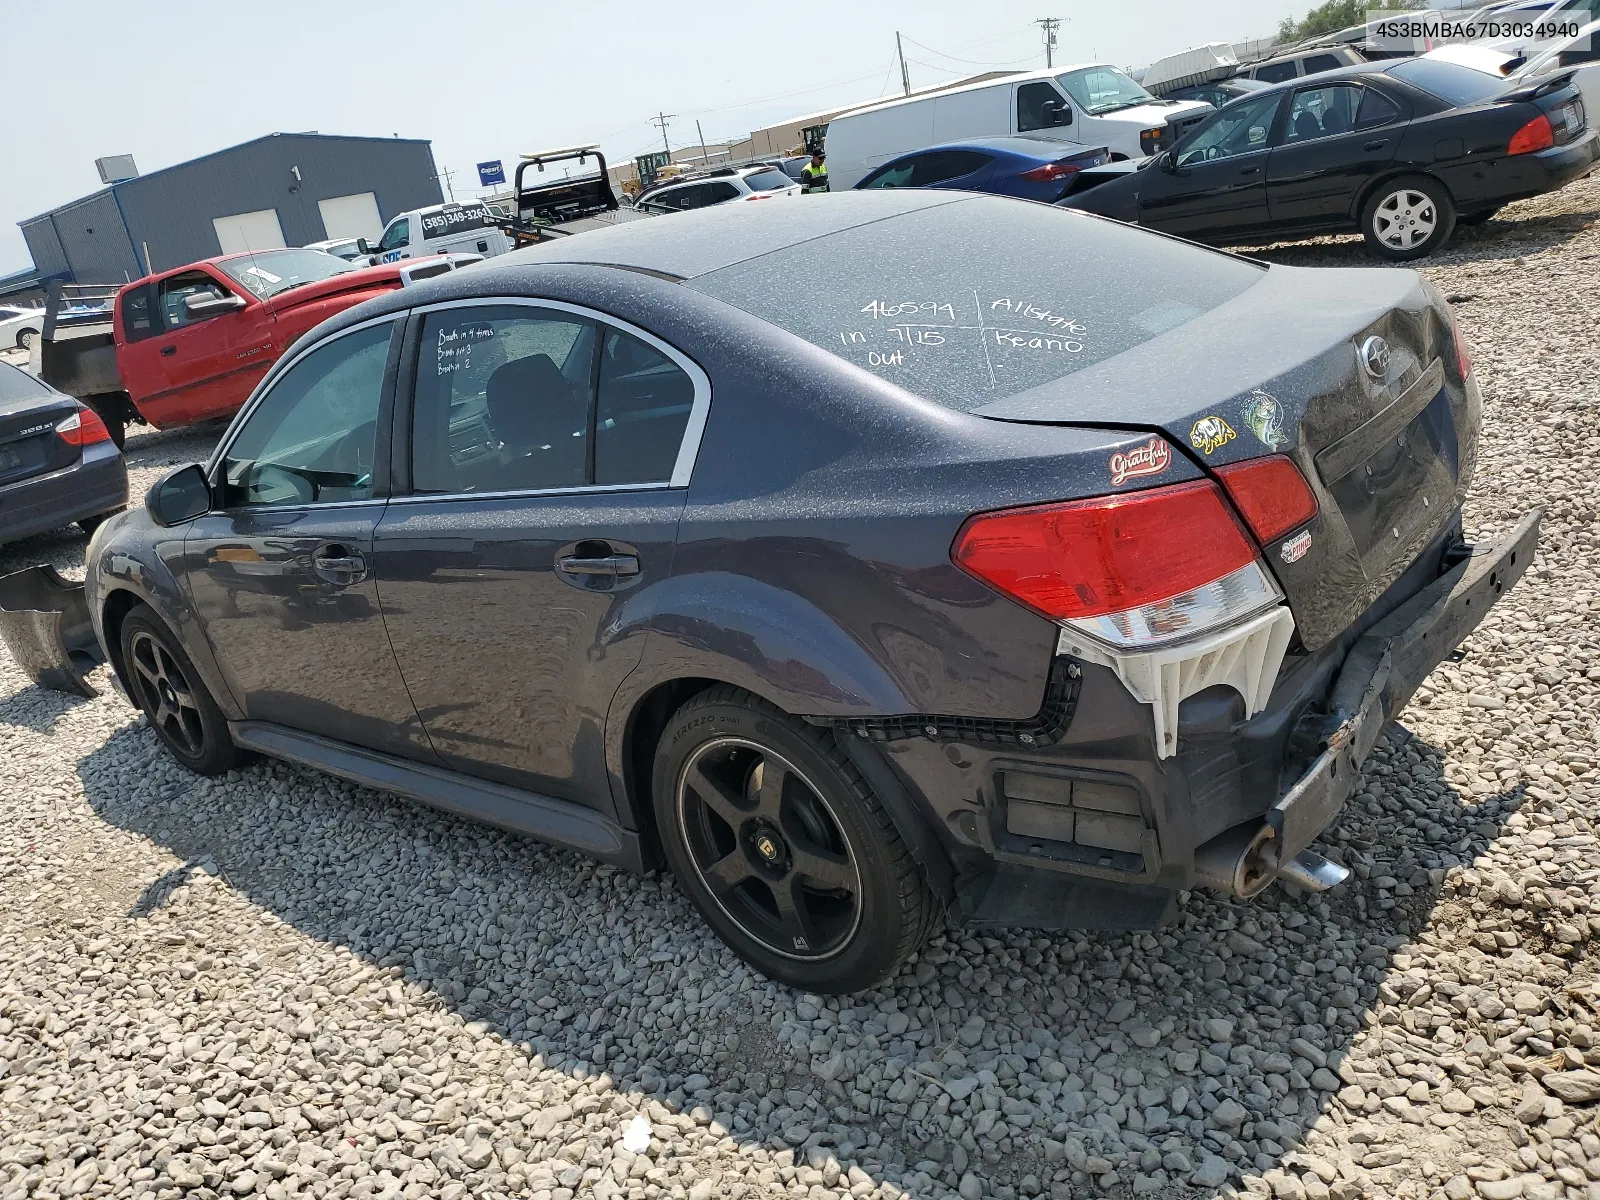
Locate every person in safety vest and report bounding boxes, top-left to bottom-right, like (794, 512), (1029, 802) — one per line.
(800, 150), (829, 193)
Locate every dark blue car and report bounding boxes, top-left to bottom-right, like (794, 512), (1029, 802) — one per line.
(854, 136), (1110, 202)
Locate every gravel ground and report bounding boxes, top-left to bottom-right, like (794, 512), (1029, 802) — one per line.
(3, 174), (1600, 1200)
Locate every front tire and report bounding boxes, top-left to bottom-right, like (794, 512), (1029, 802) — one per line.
(120, 604), (241, 776)
(1361, 175), (1455, 260)
(17, 328), (36, 351)
(652, 686), (936, 993)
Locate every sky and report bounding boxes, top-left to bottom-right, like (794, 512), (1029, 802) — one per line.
(2, 0), (1312, 276)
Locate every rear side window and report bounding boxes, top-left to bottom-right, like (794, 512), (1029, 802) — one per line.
(742, 169), (793, 192)
(912, 151), (993, 185)
(595, 328), (695, 485)
(1387, 58), (1505, 106)
(689, 198), (1262, 411)
(1303, 53), (1343, 74)
(702, 181), (741, 205)
(1356, 87), (1402, 128)
(120, 283), (161, 343)
(1254, 60), (1300, 83)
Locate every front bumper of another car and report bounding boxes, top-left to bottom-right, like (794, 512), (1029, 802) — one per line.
(867, 508), (1540, 929)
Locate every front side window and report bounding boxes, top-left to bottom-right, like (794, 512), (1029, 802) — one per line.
(159, 272), (231, 330)
(1282, 84), (1361, 143)
(1055, 66), (1154, 114)
(1017, 81), (1070, 131)
(221, 322), (393, 507)
(1303, 53), (1343, 74)
(378, 218), (411, 253)
(412, 306), (597, 494)
(652, 185), (698, 211)
(1177, 91), (1282, 165)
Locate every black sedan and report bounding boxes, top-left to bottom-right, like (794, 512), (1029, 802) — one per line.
(2, 193), (1535, 992)
(0, 361), (127, 546)
(1064, 56), (1597, 259)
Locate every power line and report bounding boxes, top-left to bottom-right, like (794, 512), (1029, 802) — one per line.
(900, 32), (1046, 68)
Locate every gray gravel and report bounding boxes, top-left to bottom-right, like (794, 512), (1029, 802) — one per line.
(4, 175), (1600, 1200)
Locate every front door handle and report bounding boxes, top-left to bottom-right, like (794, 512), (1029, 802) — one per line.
(1363, 139), (1389, 151)
(556, 553), (640, 577)
(1239, 166), (1260, 175)
(160, 345), (177, 356)
(312, 544), (367, 585)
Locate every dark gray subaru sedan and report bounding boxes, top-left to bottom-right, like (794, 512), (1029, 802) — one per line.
(34, 192), (1534, 992)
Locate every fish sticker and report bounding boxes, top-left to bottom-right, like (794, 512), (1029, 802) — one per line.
(1189, 416), (1237, 455)
(1241, 390), (1287, 450)
(1109, 437), (1171, 486)
(1280, 530), (1313, 564)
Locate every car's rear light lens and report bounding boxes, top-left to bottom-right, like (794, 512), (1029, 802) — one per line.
(952, 479), (1281, 649)
(1019, 160), (1083, 182)
(55, 407), (112, 447)
(1450, 309), (1473, 381)
(1508, 113), (1553, 155)
(1213, 455), (1318, 545)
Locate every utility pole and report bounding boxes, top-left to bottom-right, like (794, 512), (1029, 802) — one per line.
(696, 119), (710, 166)
(436, 166), (457, 202)
(896, 31), (911, 95)
(651, 111), (675, 157)
(1034, 17), (1062, 68)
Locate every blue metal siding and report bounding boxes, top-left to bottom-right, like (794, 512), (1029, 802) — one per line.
(20, 217), (69, 280)
(44, 192), (144, 284)
(114, 134), (443, 274)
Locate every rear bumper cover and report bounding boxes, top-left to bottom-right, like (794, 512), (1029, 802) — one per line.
(0, 564), (104, 696)
(0, 442), (128, 547)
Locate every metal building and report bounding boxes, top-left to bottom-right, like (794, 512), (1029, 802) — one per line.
(17, 132), (444, 288)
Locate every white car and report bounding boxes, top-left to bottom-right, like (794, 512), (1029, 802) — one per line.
(635, 165), (803, 212)
(1514, 17), (1600, 123)
(0, 305), (43, 351)
(302, 237), (368, 262)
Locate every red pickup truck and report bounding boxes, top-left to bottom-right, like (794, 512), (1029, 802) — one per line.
(40, 249), (472, 445)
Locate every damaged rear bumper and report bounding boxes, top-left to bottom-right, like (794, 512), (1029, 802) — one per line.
(0, 565), (105, 697)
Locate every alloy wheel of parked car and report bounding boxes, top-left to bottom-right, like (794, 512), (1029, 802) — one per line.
(1362, 175), (1456, 261)
(652, 686), (936, 993)
(120, 605), (241, 776)
(16, 329), (35, 351)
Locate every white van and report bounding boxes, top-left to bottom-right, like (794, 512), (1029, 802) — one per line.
(824, 64), (1215, 189)
(362, 202), (512, 265)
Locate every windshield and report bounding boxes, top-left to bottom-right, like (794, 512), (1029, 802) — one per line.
(1056, 65), (1157, 114)
(217, 249), (355, 300)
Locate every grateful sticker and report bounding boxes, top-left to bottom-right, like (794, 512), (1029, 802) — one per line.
(1281, 530), (1313, 564)
(1109, 437), (1171, 486)
(1241, 390), (1287, 450)
(1190, 416), (1236, 455)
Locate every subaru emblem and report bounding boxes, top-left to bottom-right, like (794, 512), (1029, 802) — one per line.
(1359, 336), (1391, 378)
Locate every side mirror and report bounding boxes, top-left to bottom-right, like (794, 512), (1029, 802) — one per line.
(1042, 100), (1072, 127)
(357, 237), (372, 255)
(146, 464), (211, 527)
(1158, 150), (1179, 174)
(183, 292), (246, 319)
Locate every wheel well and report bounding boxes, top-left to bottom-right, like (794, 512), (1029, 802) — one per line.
(100, 588), (143, 692)
(620, 678), (722, 863)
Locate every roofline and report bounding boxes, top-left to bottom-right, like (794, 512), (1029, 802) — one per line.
(17, 131), (434, 226)
(753, 71), (1027, 131)
(831, 64), (1115, 120)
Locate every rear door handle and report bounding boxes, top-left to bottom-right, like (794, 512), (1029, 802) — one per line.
(556, 553), (639, 577)
(1239, 166), (1260, 175)
(1363, 139), (1389, 151)
(160, 345), (177, 356)
(312, 544), (367, 584)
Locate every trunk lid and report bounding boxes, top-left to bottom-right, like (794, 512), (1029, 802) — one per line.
(975, 264), (1473, 650)
(0, 387), (80, 488)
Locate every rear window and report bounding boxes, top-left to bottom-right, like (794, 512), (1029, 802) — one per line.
(687, 199), (1263, 411)
(743, 169), (793, 192)
(0, 362), (52, 402)
(1387, 58), (1505, 106)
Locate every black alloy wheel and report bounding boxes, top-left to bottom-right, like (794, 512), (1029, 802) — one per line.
(120, 604), (241, 775)
(652, 686), (937, 994)
(677, 737), (863, 961)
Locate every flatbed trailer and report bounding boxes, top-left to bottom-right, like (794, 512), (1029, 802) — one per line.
(491, 145), (655, 248)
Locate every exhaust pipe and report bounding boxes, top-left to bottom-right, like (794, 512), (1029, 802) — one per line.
(1193, 824), (1350, 898)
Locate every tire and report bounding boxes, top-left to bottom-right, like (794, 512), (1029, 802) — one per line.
(652, 686), (936, 993)
(1458, 206), (1502, 226)
(1361, 175), (1455, 261)
(77, 508), (123, 536)
(120, 604), (242, 776)
(16, 328), (36, 351)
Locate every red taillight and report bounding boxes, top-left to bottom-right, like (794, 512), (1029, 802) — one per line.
(1213, 455), (1318, 545)
(1508, 113), (1553, 155)
(951, 479), (1257, 622)
(55, 407), (112, 447)
(1450, 310), (1473, 381)
(1019, 160), (1083, 183)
